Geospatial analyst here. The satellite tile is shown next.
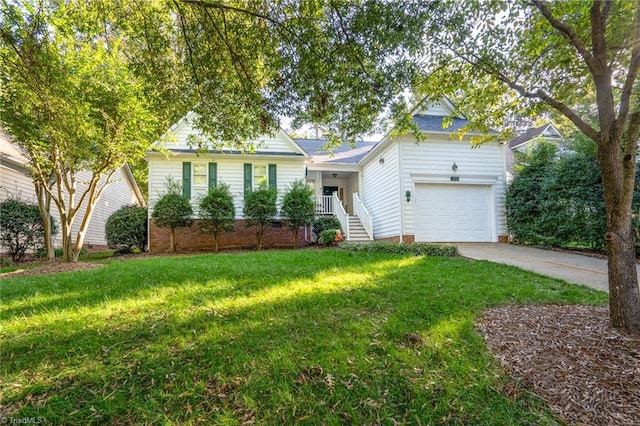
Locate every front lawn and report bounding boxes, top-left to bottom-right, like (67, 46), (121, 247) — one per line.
(1, 249), (606, 424)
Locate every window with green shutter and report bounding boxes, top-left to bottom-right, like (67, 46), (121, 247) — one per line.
(244, 163), (252, 197)
(182, 162), (191, 199)
(208, 162), (217, 189)
(268, 164), (277, 189)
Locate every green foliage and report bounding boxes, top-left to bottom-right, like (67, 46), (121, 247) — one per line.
(198, 183), (236, 252)
(507, 136), (640, 250)
(320, 229), (338, 246)
(313, 216), (342, 237)
(105, 205), (148, 253)
(151, 183), (193, 252)
(340, 241), (459, 256)
(280, 179), (315, 246)
(152, 194), (193, 231)
(0, 1), (187, 262)
(0, 250), (606, 424)
(0, 198), (55, 262)
(243, 182), (277, 250)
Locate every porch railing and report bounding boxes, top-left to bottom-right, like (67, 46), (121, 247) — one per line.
(352, 192), (373, 240)
(315, 195), (334, 215)
(333, 191), (349, 240)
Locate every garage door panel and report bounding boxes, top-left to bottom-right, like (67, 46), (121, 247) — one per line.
(415, 184), (492, 242)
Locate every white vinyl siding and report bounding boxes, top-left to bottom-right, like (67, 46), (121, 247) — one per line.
(67, 169), (141, 247)
(148, 154), (305, 219)
(399, 136), (506, 240)
(165, 115), (302, 154)
(0, 163), (37, 202)
(361, 143), (401, 239)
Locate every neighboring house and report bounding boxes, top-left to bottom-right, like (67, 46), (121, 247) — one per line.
(0, 131), (146, 251)
(506, 123), (563, 181)
(147, 98), (509, 252)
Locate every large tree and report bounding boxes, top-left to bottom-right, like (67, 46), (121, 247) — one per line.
(417, 0), (640, 333)
(0, 0), (188, 261)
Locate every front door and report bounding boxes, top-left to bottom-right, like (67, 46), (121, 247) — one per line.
(323, 186), (339, 197)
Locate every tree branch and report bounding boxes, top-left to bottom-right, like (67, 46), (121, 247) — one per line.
(531, 0), (599, 73)
(616, 4), (640, 138)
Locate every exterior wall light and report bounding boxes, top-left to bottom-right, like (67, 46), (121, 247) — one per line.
(405, 190), (411, 202)
(379, 158), (384, 165)
(452, 162), (458, 172)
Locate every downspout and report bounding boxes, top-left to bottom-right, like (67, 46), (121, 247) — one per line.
(397, 140), (404, 243)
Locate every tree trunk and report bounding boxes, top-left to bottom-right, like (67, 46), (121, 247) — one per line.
(598, 136), (640, 334)
(170, 227), (176, 252)
(292, 227), (299, 248)
(214, 231), (219, 252)
(35, 182), (55, 261)
(256, 225), (264, 250)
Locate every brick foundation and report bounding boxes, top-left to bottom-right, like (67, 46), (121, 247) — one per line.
(498, 235), (509, 243)
(149, 219), (308, 253)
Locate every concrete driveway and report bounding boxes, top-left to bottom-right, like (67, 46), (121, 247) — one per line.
(456, 243), (640, 293)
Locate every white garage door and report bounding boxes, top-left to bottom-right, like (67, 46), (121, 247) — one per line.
(415, 184), (493, 242)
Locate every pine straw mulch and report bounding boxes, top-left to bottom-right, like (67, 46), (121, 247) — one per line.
(477, 304), (640, 426)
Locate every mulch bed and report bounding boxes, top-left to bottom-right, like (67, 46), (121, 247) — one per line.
(477, 304), (640, 425)
(0, 261), (105, 277)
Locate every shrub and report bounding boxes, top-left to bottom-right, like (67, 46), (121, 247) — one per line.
(339, 241), (459, 256)
(198, 183), (235, 252)
(105, 205), (148, 253)
(0, 197), (56, 261)
(313, 216), (342, 241)
(151, 182), (193, 252)
(280, 179), (315, 247)
(320, 229), (338, 246)
(243, 182), (277, 250)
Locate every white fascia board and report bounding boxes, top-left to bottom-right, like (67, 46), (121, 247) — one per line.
(306, 162), (360, 172)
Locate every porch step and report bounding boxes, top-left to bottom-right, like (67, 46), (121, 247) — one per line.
(347, 216), (372, 242)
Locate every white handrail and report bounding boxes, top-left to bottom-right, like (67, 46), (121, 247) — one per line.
(333, 191), (349, 240)
(352, 192), (373, 240)
(315, 195), (334, 215)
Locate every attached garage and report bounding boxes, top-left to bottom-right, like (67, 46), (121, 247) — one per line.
(414, 183), (495, 242)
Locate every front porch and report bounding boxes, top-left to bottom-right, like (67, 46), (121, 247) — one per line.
(313, 191), (373, 242)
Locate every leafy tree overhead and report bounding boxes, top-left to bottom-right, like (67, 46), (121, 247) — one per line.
(280, 179), (315, 247)
(198, 183), (236, 252)
(418, 0), (640, 334)
(0, 1), (189, 262)
(243, 182), (277, 250)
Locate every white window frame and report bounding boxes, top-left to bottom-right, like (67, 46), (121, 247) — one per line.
(253, 164), (267, 188)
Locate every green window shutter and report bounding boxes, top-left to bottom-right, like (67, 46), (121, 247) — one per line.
(182, 162), (191, 199)
(243, 163), (252, 197)
(208, 162), (217, 189)
(268, 164), (277, 190)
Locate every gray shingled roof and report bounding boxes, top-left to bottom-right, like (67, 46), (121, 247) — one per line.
(508, 124), (561, 149)
(413, 115), (471, 132)
(294, 138), (377, 164)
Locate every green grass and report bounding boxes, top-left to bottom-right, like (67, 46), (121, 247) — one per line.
(1, 249), (606, 425)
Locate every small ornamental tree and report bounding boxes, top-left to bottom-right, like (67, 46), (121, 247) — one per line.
(151, 183), (193, 253)
(198, 183), (235, 252)
(280, 179), (315, 247)
(0, 197), (56, 261)
(243, 181), (277, 250)
(105, 205), (148, 253)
